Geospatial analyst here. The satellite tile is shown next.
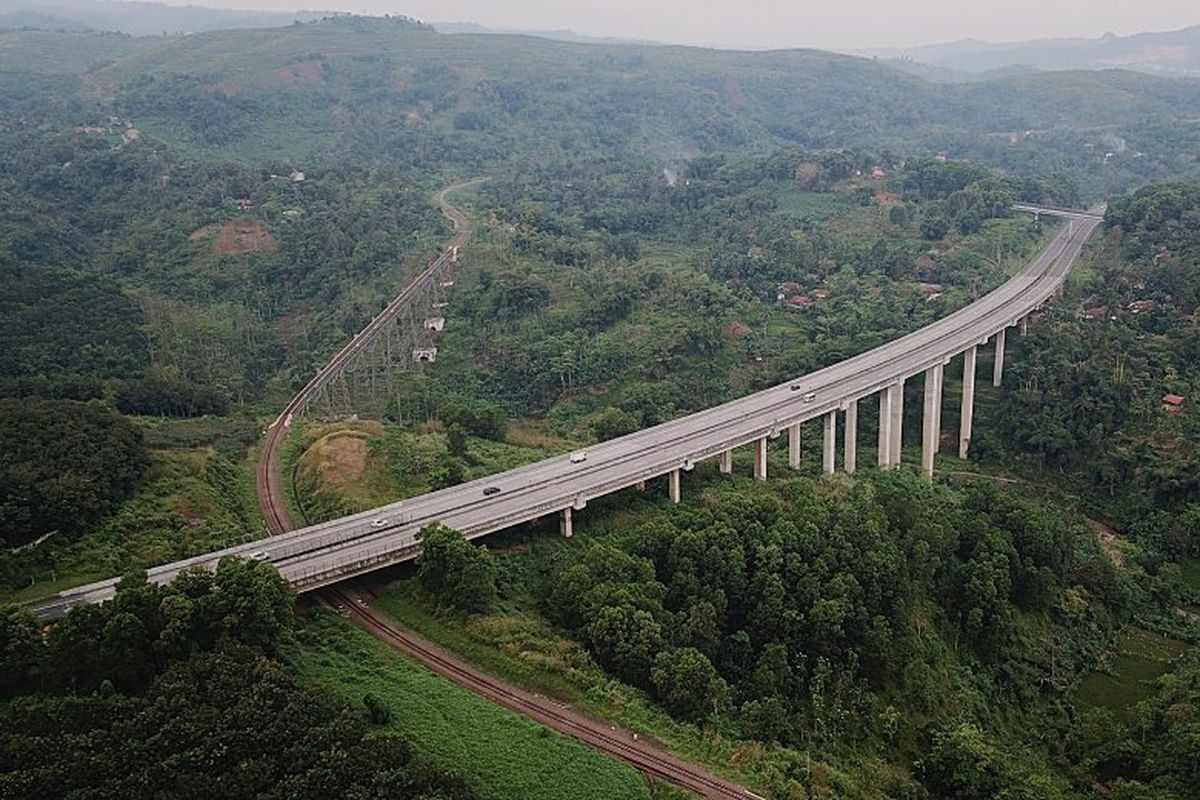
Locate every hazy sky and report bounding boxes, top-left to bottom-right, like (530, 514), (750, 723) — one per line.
(161, 0), (1200, 50)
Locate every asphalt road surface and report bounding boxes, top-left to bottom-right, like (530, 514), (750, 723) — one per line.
(31, 206), (1102, 620)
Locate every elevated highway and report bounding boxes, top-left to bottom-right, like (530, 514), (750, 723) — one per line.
(32, 204), (1104, 621)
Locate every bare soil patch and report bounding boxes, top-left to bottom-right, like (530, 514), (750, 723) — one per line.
(1088, 518), (1128, 567)
(302, 431), (371, 489)
(505, 418), (576, 451)
(271, 60), (324, 87)
(723, 320), (751, 339)
(190, 219), (279, 256)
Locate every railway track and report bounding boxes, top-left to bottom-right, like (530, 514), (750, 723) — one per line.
(325, 586), (762, 800)
(255, 176), (486, 537)
(257, 178), (760, 798)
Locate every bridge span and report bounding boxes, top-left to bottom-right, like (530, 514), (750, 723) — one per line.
(32, 205), (1103, 620)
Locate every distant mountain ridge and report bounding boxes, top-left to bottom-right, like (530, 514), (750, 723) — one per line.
(857, 25), (1200, 80)
(0, 0), (331, 35)
(432, 21), (658, 47)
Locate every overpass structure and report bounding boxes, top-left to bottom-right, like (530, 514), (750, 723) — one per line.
(32, 205), (1103, 621)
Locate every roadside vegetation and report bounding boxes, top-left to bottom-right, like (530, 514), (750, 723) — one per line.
(0, 561), (479, 800)
(362, 466), (1196, 799)
(285, 171), (1200, 800)
(287, 610), (656, 800)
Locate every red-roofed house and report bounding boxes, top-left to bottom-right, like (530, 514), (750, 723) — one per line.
(1163, 394), (1186, 414)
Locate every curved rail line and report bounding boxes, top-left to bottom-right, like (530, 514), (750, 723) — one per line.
(255, 177), (486, 537)
(325, 587), (762, 799)
(258, 179), (763, 798)
(33, 199), (1102, 799)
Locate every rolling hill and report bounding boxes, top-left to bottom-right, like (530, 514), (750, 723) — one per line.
(0, 0), (330, 35)
(861, 25), (1200, 79)
(0, 15), (1197, 187)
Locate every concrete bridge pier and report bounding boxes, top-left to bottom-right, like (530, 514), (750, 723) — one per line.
(959, 346), (977, 459)
(668, 469), (682, 504)
(719, 450), (733, 475)
(921, 363), (944, 477)
(933, 366), (944, 454)
(559, 507), (573, 538)
(1020, 316), (1028, 336)
(878, 389), (892, 467)
(753, 438), (768, 481)
(788, 424), (802, 470)
(822, 411), (837, 474)
(992, 328), (1006, 387)
(844, 400), (858, 474)
(889, 379), (906, 467)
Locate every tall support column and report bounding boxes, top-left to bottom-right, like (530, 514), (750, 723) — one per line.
(932, 364), (944, 454)
(559, 507), (573, 538)
(844, 400), (858, 474)
(878, 389), (892, 467)
(822, 411), (837, 474)
(1020, 316), (1028, 337)
(921, 363), (944, 478)
(635, 480), (646, 492)
(753, 438), (768, 481)
(668, 469), (681, 504)
(890, 379), (905, 467)
(788, 423), (802, 470)
(959, 346), (977, 460)
(992, 328), (1006, 387)
(718, 450), (733, 475)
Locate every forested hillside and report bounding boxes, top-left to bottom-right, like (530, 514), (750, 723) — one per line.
(1, 13), (1199, 800)
(1, 16), (1199, 192)
(0, 561), (478, 799)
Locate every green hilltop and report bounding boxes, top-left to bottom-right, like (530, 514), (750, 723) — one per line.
(2, 16), (1197, 191)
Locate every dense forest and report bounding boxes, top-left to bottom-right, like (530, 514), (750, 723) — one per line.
(400, 469), (1197, 799)
(988, 184), (1199, 529)
(390, 150), (1065, 433)
(1, 12), (1199, 800)
(0, 560), (477, 799)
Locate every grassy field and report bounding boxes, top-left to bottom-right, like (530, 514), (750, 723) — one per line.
(1077, 628), (1189, 721)
(286, 609), (659, 800)
(365, 472), (873, 796)
(1, 416), (264, 604)
(1177, 559), (1200, 593)
(287, 417), (575, 525)
(771, 184), (854, 220)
